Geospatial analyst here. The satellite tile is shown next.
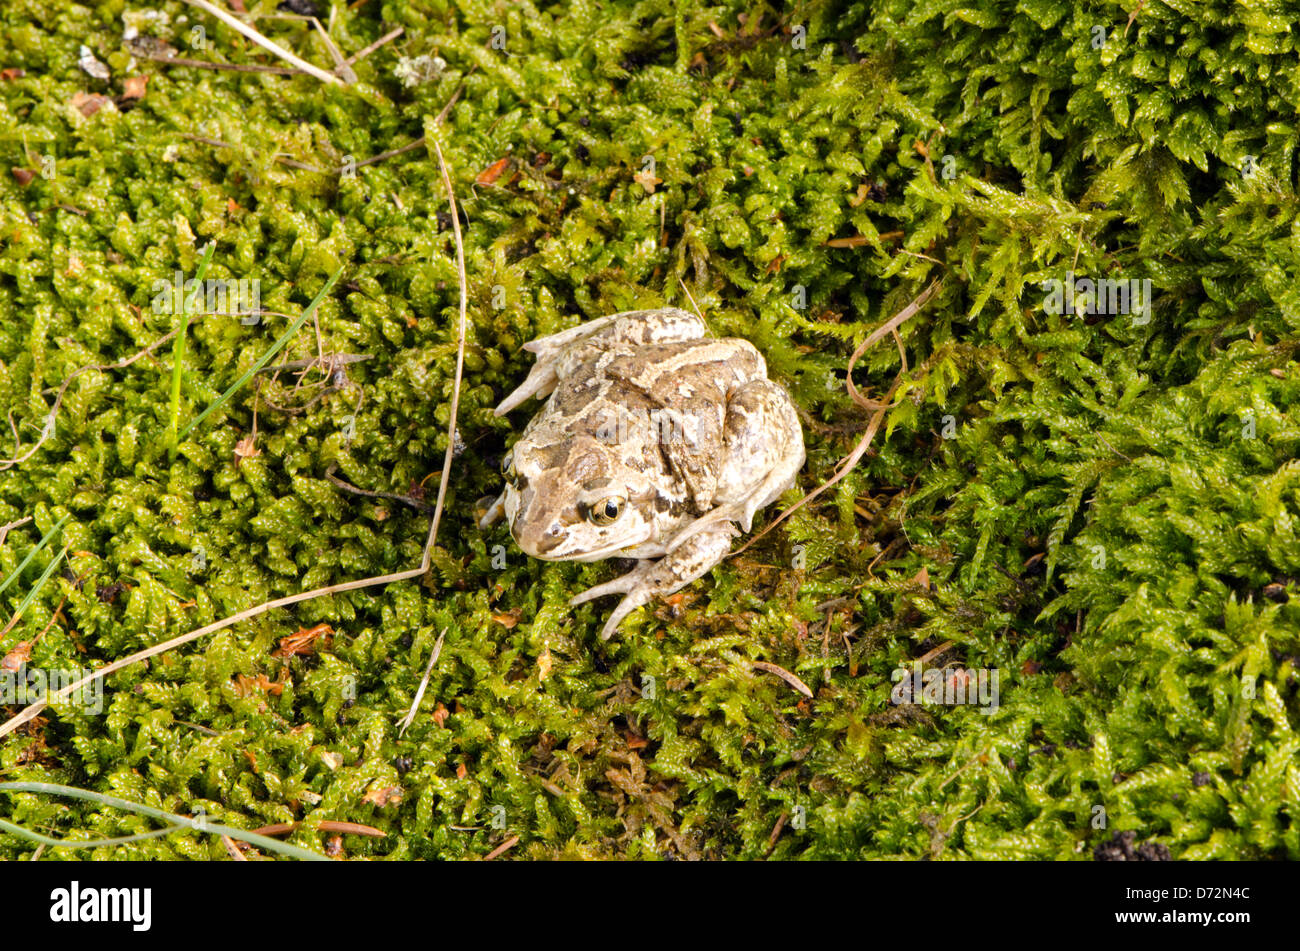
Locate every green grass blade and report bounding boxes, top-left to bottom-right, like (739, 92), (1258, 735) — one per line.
(0, 782), (330, 860)
(178, 267), (343, 442)
(4, 545), (66, 630)
(0, 513), (69, 596)
(167, 242), (216, 460)
(0, 817), (180, 849)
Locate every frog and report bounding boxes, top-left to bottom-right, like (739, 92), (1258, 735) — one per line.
(479, 307), (805, 640)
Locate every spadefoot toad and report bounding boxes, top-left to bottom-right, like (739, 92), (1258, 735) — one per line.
(480, 307), (804, 639)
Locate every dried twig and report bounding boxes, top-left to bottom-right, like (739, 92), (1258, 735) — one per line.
(752, 661), (814, 698)
(355, 137), (426, 171)
(324, 464), (430, 513)
(248, 820), (385, 837)
(305, 16), (357, 83)
(220, 834), (247, 860)
(133, 51), (299, 76)
(764, 811), (788, 858)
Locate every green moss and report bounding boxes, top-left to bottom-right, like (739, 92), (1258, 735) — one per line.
(0, 0), (1297, 859)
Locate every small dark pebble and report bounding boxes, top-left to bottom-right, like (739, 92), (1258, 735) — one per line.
(278, 0), (320, 15)
(1192, 771), (1212, 787)
(1262, 583), (1288, 603)
(1094, 830), (1171, 861)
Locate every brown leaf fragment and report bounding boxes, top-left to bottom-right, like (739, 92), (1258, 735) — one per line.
(475, 157), (510, 185)
(491, 609), (521, 629)
(234, 435), (260, 465)
(121, 75), (148, 100)
(2, 641), (32, 672)
(361, 785), (403, 807)
(71, 91), (112, 117)
(633, 167), (662, 193)
(273, 623), (334, 658)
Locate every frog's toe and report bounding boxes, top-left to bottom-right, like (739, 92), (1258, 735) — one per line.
(494, 363), (559, 415)
(570, 566), (646, 605)
(600, 590), (651, 640)
(477, 493), (506, 528)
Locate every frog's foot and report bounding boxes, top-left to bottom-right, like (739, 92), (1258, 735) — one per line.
(477, 492), (506, 529)
(571, 525), (738, 640)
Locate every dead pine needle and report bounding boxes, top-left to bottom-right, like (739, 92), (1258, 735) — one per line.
(0, 147), (471, 741)
(483, 835), (520, 861)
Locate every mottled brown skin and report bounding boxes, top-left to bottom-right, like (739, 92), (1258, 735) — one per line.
(481, 308), (804, 639)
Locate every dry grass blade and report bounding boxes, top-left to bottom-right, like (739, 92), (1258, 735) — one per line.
(397, 627), (447, 736)
(0, 516), (33, 550)
(731, 280), (941, 557)
(179, 0), (343, 85)
(344, 27), (403, 66)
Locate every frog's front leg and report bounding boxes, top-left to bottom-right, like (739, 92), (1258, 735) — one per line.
(571, 524), (738, 640)
(494, 308), (707, 415)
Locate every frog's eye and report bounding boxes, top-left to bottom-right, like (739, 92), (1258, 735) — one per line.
(586, 496), (626, 526)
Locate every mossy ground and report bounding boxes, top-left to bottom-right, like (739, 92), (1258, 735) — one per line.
(1, 0), (1298, 860)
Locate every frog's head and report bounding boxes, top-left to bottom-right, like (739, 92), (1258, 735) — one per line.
(502, 433), (658, 561)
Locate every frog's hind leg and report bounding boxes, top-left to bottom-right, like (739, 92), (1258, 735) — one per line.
(571, 525), (737, 640)
(666, 379), (804, 552)
(494, 308), (708, 415)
